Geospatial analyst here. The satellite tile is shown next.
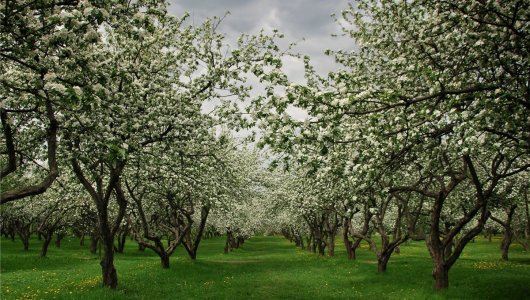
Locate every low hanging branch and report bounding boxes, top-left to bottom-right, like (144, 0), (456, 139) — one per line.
(1, 99), (59, 204)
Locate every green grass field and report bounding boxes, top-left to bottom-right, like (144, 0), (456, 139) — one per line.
(1, 235), (529, 299)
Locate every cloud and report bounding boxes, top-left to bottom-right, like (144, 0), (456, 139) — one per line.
(168, 0), (354, 79)
(169, 0), (355, 135)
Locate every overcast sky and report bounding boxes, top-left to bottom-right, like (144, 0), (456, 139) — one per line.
(168, 0), (353, 82)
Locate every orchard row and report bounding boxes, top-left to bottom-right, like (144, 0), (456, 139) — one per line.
(1, 0), (529, 292)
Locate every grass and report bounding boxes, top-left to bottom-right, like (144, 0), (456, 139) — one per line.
(1, 235), (529, 299)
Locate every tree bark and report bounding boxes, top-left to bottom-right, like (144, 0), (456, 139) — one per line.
(55, 233), (65, 248)
(16, 224), (31, 251)
(328, 234), (335, 257)
(117, 231), (127, 253)
(491, 204), (517, 261)
(71, 158), (126, 289)
(0, 100), (59, 203)
(377, 253), (391, 272)
(343, 217), (354, 260)
(160, 253), (170, 269)
(41, 235), (53, 257)
(500, 230), (513, 261)
(433, 262), (449, 290)
(183, 205), (210, 260)
(305, 236), (312, 251)
(100, 239), (118, 289)
(224, 231), (232, 253)
(90, 236), (99, 254)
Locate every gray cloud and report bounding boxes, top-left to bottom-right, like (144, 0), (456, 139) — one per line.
(169, 1), (354, 122)
(167, 1), (352, 55)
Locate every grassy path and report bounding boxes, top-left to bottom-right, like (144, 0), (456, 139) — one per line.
(1, 235), (529, 299)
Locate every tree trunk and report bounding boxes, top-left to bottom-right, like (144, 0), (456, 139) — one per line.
(351, 237), (364, 260)
(317, 238), (326, 256)
(55, 233), (65, 248)
(311, 237), (317, 253)
(500, 230), (513, 261)
(432, 262), (449, 290)
(117, 232), (126, 253)
(100, 237), (118, 288)
(491, 204), (517, 261)
(41, 235), (53, 257)
(138, 243), (145, 252)
(71, 157), (127, 289)
(160, 253), (170, 269)
(518, 192), (529, 251)
(328, 233), (335, 257)
(377, 253), (391, 272)
(224, 231), (232, 254)
(342, 224), (355, 260)
(90, 236), (98, 254)
(18, 230), (30, 251)
(100, 227), (118, 289)
(183, 206), (210, 260)
(22, 238), (29, 251)
(80, 233), (85, 246)
(444, 240), (453, 260)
